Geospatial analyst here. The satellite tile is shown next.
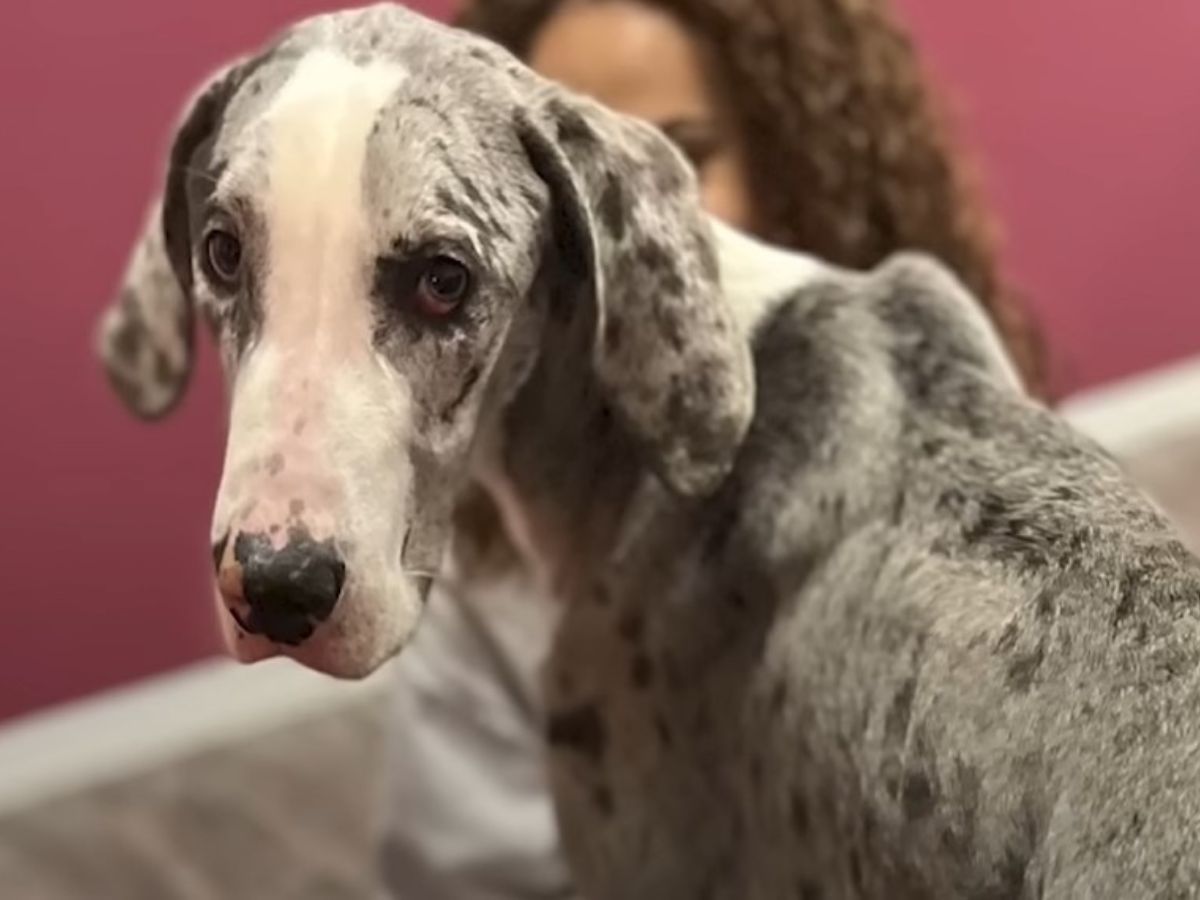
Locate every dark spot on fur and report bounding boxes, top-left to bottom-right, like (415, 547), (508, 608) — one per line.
(288, 499), (304, 517)
(848, 847), (865, 891)
(636, 239), (685, 296)
(1034, 583), (1057, 619)
(937, 487), (966, 513)
(703, 505), (739, 560)
(796, 879), (823, 900)
(631, 653), (654, 688)
(551, 101), (598, 145)
(995, 846), (1033, 898)
(882, 755), (903, 799)
(617, 609), (644, 644)
(885, 676), (917, 745)
(596, 171), (627, 240)
(902, 770), (936, 820)
(1113, 573), (1137, 627)
(292, 417), (306, 436)
(1006, 640), (1045, 693)
(587, 402), (616, 442)
(654, 304), (687, 352)
(655, 713), (674, 747)
(994, 621), (1019, 654)
(151, 350), (175, 388)
(819, 493), (847, 525)
(726, 590), (747, 610)
(645, 136), (688, 193)
(769, 679), (788, 716)
(592, 783), (615, 817)
(750, 756), (763, 788)
(546, 703), (607, 760)
(964, 491), (1058, 573)
(603, 314), (623, 352)
(790, 790), (810, 835)
(265, 453), (284, 477)
(693, 229), (718, 281)
(922, 437), (947, 458)
(211, 532), (229, 574)
(555, 667), (576, 696)
(111, 292), (144, 361)
(861, 808), (881, 859)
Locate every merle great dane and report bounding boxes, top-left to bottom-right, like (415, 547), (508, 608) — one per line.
(98, 5), (1200, 897)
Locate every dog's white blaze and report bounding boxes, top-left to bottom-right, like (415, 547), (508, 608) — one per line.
(219, 50), (409, 521)
(211, 51), (425, 673)
(263, 50), (404, 353)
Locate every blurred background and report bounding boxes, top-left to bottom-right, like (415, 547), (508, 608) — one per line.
(1, 0), (1197, 897)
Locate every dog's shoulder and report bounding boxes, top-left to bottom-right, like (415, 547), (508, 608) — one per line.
(729, 249), (1191, 585)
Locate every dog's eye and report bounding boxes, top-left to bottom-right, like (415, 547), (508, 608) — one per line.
(204, 229), (243, 286)
(415, 256), (471, 316)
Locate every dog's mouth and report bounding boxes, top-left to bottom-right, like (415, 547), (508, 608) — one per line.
(216, 589), (368, 678)
(213, 568), (431, 679)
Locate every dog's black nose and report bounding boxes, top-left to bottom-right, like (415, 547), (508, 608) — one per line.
(230, 530), (346, 646)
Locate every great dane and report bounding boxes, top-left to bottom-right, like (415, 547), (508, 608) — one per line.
(98, 5), (1200, 897)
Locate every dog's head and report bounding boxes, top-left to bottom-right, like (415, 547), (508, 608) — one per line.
(97, 5), (752, 676)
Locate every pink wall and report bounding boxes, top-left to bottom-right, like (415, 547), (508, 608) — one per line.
(1, 1), (1197, 721)
(898, 0), (1200, 391)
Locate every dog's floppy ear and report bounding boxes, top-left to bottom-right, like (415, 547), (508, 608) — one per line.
(517, 90), (754, 497)
(97, 63), (247, 419)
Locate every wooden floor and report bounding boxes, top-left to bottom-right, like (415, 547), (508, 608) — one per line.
(1, 429), (1196, 900)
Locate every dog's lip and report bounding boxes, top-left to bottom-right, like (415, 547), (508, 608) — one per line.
(216, 589), (383, 678)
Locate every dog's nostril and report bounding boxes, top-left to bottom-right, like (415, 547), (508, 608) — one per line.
(231, 529), (346, 646)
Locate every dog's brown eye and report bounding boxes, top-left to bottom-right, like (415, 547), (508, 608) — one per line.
(204, 229), (243, 285)
(415, 256), (471, 316)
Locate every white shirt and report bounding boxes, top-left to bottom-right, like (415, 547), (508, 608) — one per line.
(377, 563), (575, 900)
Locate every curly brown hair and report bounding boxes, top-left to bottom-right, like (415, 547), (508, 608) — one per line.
(457, 0), (1046, 392)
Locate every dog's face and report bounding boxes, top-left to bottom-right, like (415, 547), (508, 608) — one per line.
(98, 5), (753, 677)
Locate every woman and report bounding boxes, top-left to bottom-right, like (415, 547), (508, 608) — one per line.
(378, 0), (1045, 896)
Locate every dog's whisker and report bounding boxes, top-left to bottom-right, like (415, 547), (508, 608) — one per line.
(401, 568), (438, 580)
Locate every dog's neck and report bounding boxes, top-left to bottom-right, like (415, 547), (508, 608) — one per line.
(477, 220), (827, 599)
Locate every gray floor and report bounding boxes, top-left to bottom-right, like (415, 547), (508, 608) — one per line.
(1, 429), (1197, 900)
(0, 698), (389, 900)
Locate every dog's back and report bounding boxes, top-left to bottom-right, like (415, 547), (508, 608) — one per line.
(544, 251), (1200, 899)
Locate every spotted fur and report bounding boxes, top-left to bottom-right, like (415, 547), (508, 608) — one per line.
(98, 6), (1200, 898)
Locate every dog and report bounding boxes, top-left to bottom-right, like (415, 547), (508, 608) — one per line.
(98, 5), (1200, 897)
